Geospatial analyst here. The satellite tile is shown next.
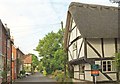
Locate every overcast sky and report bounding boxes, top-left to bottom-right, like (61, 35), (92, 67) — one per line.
(0, 0), (117, 56)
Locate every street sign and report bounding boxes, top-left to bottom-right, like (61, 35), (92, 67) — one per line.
(91, 64), (99, 76)
(91, 64), (99, 70)
(91, 70), (99, 76)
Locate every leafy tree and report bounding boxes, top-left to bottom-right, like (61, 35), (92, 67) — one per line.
(36, 29), (66, 74)
(32, 54), (39, 72)
(115, 52), (120, 81)
(115, 53), (120, 71)
(37, 61), (43, 72)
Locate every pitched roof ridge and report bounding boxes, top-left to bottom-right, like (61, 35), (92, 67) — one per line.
(69, 2), (118, 11)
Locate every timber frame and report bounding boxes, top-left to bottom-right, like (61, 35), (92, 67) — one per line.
(64, 2), (119, 83)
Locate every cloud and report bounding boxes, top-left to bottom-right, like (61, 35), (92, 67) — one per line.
(0, 0), (117, 54)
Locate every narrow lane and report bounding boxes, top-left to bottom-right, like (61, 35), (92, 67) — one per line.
(13, 72), (56, 84)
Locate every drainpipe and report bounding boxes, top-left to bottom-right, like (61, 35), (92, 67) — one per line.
(5, 31), (8, 83)
(10, 40), (13, 84)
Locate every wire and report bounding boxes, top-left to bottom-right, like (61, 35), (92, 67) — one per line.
(10, 22), (60, 28)
(10, 22), (61, 34)
(12, 25), (61, 39)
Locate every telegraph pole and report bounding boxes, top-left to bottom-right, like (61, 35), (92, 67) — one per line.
(61, 21), (64, 31)
(61, 21), (67, 78)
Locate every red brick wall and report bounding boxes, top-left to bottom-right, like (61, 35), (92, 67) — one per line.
(12, 45), (17, 80)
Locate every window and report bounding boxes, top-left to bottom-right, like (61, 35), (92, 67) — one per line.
(102, 60), (116, 72)
(72, 42), (77, 58)
(79, 64), (85, 74)
(73, 42), (77, 51)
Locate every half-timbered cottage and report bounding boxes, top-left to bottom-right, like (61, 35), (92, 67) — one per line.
(64, 2), (119, 83)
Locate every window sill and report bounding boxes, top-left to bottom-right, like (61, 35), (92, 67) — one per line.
(102, 71), (117, 73)
(79, 73), (85, 75)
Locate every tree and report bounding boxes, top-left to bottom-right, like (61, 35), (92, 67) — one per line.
(115, 52), (120, 82)
(32, 54), (39, 73)
(36, 29), (66, 74)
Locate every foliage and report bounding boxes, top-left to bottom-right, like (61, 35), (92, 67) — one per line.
(115, 53), (120, 71)
(1, 71), (7, 78)
(37, 61), (43, 72)
(20, 70), (26, 75)
(32, 54), (39, 72)
(43, 69), (47, 76)
(53, 70), (73, 83)
(24, 65), (31, 72)
(36, 29), (66, 75)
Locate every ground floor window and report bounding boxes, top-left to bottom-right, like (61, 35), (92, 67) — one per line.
(79, 64), (85, 74)
(102, 60), (116, 72)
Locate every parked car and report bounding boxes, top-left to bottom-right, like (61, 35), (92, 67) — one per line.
(25, 72), (31, 76)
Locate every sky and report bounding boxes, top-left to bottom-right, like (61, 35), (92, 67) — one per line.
(0, 0), (118, 56)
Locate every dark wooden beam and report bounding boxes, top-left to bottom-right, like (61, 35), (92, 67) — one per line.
(79, 65), (80, 79)
(86, 40), (102, 58)
(69, 36), (82, 47)
(101, 38), (104, 58)
(69, 25), (77, 32)
(77, 40), (84, 58)
(115, 38), (118, 53)
(84, 38), (87, 60)
(99, 70), (113, 81)
(76, 27), (78, 60)
(88, 57), (114, 61)
(65, 12), (72, 50)
(68, 49), (74, 60)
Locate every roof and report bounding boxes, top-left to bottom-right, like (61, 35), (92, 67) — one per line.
(68, 2), (119, 38)
(0, 19), (10, 37)
(69, 57), (87, 65)
(23, 54), (32, 64)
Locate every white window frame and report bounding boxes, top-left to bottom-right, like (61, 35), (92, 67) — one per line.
(102, 60), (116, 72)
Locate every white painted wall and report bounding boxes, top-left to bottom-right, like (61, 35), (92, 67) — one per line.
(95, 61), (117, 81)
(77, 38), (84, 58)
(104, 38), (115, 57)
(74, 65), (79, 79)
(74, 65), (79, 71)
(85, 64), (93, 81)
(87, 39), (102, 58)
(68, 25), (84, 61)
(74, 72), (79, 79)
(68, 45), (73, 61)
(80, 75), (84, 80)
(67, 19), (117, 82)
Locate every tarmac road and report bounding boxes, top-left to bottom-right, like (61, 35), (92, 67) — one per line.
(13, 72), (56, 84)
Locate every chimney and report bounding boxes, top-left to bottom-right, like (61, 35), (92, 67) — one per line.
(11, 36), (14, 43)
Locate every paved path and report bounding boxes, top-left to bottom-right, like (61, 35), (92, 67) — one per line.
(13, 72), (56, 84)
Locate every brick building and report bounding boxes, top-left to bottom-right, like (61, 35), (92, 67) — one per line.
(23, 54), (32, 73)
(12, 43), (17, 80)
(0, 20), (12, 83)
(16, 48), (25, 78)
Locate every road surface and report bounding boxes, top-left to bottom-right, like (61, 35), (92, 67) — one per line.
(13, 72), (56, 84)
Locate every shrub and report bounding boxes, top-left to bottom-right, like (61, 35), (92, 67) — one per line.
(53, 70), (73, 83)
(43, 69), (47, 76)
(20, 70), (26, 75)
(1, 71), (7, 78)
